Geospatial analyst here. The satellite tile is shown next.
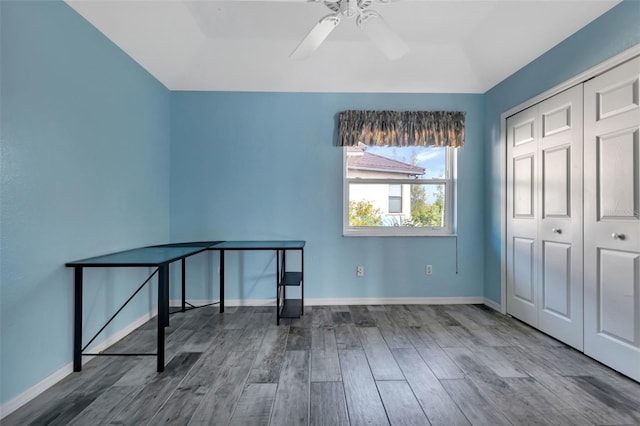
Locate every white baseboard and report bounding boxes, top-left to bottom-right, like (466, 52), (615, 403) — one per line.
(0, 309), (157, 420)
(482, 298), (502, 312)
(0, 364), (74, 420)
(306, 297), (484, 306)
(171, 297), (485, 307)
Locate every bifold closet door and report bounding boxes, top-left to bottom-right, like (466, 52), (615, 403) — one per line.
(584, 56), (640, 381)
(507, 106), (539, 327)
(536, 85), (583, 351)
(507, 86), (584, 349)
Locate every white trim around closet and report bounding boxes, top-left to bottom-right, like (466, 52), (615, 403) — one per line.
(498, 44), (640, 314)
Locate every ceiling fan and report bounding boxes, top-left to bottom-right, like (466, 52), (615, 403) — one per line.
(290, 0), (409, 61)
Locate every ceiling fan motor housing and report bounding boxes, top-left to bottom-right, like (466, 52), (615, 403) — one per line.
(292, 0), (407, 60)
(325, 0), (374, 18)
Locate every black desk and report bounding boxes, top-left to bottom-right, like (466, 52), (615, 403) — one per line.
(66, 240), (304, 372)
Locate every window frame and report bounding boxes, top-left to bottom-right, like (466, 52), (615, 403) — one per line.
(388, 184), (403, 214)
(343, 146), (457, 237)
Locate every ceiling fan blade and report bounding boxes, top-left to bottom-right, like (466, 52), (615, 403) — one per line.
(290, 15), (341, 59)
(359, 11), (408, 61)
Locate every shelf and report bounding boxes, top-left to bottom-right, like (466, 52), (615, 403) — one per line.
(278, 272), (302, 287)
(276, 248), (303, 324)
(280, 298), (302, 318)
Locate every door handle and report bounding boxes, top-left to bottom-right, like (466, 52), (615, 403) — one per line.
(552, 228), (562, 234)
(612, 233), (626, 240)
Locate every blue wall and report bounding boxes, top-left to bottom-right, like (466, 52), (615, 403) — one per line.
(170, 92), (485, 301)
(482, 1), (640, 304)
(2, 0), (639, 412)
(0, 1), (170, 405)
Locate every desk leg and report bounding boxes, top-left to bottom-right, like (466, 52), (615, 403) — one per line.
(73, 267), (83, 372)
(220, 250), (225, 313)
(165, 264), (170, 327)
(157, 264), (168, 372)
(276, 250), (280, 326)
(181, 258), (186, 313)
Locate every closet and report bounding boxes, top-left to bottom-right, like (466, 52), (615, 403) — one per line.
(506, 55), (639, 381)
(506, 85), (584, 351)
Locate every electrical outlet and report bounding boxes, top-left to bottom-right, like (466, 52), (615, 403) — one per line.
(356, 266), (364, 277)
(426, 265), (433, 275)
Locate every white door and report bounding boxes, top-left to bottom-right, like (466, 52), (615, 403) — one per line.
(584, 56), (640, 381)
(507, 86), (584, 349)
(536, 85), (584, 350)
(507, 106), (539, 327)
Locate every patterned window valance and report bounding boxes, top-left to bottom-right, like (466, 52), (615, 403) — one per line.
(337, 110), (466, 148)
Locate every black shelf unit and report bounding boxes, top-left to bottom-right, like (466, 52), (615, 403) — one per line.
(276, 250), (303, 325)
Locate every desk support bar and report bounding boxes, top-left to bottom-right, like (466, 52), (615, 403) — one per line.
(73, 268), (160, 372)
(176, 255), (220, 314)
(84, 352), (156, 357)
(81, 268), (159, 354)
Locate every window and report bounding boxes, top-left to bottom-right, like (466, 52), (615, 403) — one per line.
(344, 145), (455, 236)
(388, 184), (402, 213)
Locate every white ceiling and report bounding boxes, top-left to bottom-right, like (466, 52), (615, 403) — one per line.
(65, 0), (621, 93)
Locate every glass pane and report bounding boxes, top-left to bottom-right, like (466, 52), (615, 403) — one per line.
(346, 145), (447, 179)
(389, 197), (402, 213)
(389, 184), (402, 196)
(348, 183), (446, 228)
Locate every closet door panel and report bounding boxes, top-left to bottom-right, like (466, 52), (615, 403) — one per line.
(537, 85), (584, 350)
(585, 56), (640, 381)
(513, 237), (535, 304)
(542, 241), (571, 318)
(507, 107), (539, 327)
(598, 249), (639, 344)
(514, 155), (535, 217)
(542, 146), (570, 217)
(597, 129), (638, 220)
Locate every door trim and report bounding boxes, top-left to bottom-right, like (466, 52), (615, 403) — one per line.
(499, 44), (640, 314)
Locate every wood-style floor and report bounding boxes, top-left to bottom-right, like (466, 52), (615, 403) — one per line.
(4, 304), (640, 425)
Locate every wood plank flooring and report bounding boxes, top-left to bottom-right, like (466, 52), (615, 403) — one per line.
(4, 304), (640, 425)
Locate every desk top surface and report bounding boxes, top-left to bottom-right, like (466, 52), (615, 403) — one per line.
(66, 240), (305, 267)
(213, 240), (306, 250)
